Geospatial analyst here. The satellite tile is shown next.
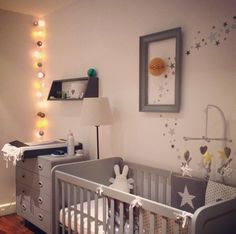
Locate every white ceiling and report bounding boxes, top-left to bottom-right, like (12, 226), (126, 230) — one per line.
(0, 0), (79, 17)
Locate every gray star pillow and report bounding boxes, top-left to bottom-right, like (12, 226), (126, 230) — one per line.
(171, 173), (207, 213)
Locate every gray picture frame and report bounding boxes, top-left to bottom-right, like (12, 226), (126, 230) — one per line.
(139, 27), (182, 112)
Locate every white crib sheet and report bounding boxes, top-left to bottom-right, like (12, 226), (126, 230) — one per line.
(59, 198), (107, 234)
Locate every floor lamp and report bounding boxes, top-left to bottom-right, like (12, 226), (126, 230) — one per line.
(80, 97), (113, 159)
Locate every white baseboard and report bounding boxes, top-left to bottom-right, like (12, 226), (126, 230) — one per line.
(0, 202), (16, 216)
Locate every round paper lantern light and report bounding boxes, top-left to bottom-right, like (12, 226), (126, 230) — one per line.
(149, 57), (166, 76)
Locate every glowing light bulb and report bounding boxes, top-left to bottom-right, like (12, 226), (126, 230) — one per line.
(33, 81), (41, 90)
(34, 51), (44, 60)
(32, 30), (45, 38)
(37, 72), (45, 78)
(38, 100), (48, 109)
(36, 119), (48, 128)
(38, 20), (45, 27)
(36, 91), (43, 98)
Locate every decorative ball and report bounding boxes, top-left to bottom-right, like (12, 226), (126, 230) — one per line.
(87, 68), (97, 77)
(149, 57), (166, 76)
(37, 41), (43, 47)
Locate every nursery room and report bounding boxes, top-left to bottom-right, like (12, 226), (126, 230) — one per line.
(0, 0), (236, 233)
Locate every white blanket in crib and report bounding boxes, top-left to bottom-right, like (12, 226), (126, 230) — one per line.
(59, 198), (107, 234)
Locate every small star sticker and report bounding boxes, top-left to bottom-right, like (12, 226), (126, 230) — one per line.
(195, 42), (201, 50)
(223, 22), (228, 27)
(198, 30), (201, 34)
(178, 185), (195, 209)
(180, 164), (193, 177)
(158, 85), (164, 92)
(202, 38), (205, 42)
(186, 50), (190, 55)
(165, 74), (168, 78)
(169, 128), (175, 136)
(215, 40), (220, 46)
(225, 29), (230, 34)
(170, 63), (175, 69)
(208, 32), (217, 42)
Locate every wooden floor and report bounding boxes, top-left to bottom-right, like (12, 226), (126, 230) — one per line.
(0, 214), (35, 234)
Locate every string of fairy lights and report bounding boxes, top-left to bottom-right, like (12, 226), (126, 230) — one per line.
(32, 19), (48, 139)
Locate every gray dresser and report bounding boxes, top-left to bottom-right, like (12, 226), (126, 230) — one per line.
(16, 155), (88, 233)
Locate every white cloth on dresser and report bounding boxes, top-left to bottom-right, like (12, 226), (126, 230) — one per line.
(205, 180), (236, 204)
(1, 143), (25, 167)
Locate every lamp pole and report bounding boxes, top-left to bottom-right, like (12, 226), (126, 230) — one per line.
(95, 125), (100, 159)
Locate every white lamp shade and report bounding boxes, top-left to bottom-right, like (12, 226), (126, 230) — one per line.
(80, 97), (113, 126)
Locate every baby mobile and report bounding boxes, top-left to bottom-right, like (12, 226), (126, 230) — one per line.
(181, 105), (233, 180)
(32, 19), (48, 139)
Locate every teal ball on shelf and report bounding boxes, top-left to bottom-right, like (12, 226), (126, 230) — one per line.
(87, 68), (97, 77)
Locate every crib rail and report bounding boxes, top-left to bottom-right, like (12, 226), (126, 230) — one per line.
(125, 161), (171, 205)
(54, 170), (192, 234)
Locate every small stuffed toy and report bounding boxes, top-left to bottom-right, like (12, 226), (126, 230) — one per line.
(109, 164), (134, 193)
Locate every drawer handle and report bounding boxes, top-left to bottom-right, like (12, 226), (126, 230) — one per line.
(22, 204), (26, 211)
(38, 214), (44, 221)
(38, 197), (43, 204)
(38, 181), (43, 188)
(38, 164), (43, 170)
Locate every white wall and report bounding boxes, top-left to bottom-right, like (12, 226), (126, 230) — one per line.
(0, 10), (35, 208)
(45, 0), (236, 184)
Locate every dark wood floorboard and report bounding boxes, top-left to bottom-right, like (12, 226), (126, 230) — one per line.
(0, 214), (33, 234)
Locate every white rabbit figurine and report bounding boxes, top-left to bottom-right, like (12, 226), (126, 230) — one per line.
(109, 164), (134, 193)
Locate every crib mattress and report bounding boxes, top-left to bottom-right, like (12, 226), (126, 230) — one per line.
(59, 198), (107, 234)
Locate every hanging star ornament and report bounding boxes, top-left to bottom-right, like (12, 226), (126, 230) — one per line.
(218, 150), (227, 160)
(180, 162), (193, 177)
(203, 151), (213, 165)
(178, 185), (196, 209)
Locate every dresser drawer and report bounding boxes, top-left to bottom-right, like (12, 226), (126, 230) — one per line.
(16, 167), (50, 194)
(17, 157), (52, 177)
(17, 199), (50, 233)
(16, 182), (50, 212)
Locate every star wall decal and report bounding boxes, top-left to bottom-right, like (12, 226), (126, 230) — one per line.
(203, 151), (213, 165)
(181, 163), (193, 177)
(208, 32), (217, 42)
(223, 22), (228, 27)
(170, 63), (175, 69)
(186, 50), (190, 55)
(178, 185), (195, 209)
(195, 42), (201, 49)
(169, 128), (175, 136)
(215, 40), (220, 46)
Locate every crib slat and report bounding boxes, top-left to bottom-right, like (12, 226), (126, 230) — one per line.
(140, 171), (144, 197)
(148, 173), (151, 199)
(163, 176), (167, 204)
(87, 190), (91, 234)
(73, 186), (78, 233)
(129, 206), (134, 234)
(55, 178), (60, 234)
(133, 169), (138, 195)
(103, 197), (107, 232)
(67, 183), (71, 234)
(119, 202), (124, 234)
(95, 193), (99, 234)
(139, 210), (143, 234)
(61, 181), (65, 234)
(79, 188), (84, 233)
(110, 199), (115, 234)
(155, 175), (159, 202)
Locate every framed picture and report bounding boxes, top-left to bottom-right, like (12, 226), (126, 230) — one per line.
(139, 27), (182, 112)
